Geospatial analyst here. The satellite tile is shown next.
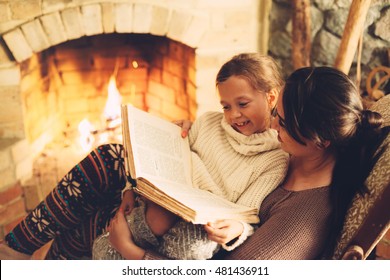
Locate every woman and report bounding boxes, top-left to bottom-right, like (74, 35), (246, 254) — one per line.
(107, 66), (386, 260)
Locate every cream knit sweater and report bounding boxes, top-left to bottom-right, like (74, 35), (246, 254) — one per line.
(189, 111), (289, 212)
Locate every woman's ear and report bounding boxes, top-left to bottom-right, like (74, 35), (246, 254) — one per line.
(316, 140), (331, 149)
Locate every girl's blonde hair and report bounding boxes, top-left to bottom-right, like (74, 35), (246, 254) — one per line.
(216, 53), (283, 94)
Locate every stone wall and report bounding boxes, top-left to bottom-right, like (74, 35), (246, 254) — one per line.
(269, 0), (390, 94)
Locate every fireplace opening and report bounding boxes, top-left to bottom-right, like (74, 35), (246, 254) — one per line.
(21, 33), (197, 208)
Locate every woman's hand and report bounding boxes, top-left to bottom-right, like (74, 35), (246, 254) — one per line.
(108, 208), (145, 259)
(204, 220), (244, 244)
(172, 120), (193, 138)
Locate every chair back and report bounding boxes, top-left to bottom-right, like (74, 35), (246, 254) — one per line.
(332, 94), (390, 260)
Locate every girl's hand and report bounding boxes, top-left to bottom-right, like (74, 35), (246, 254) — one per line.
(204, 220), (244, 244)
(108, 208), (131, 252)
(120, 189), (135, 215)
(172, 120), (193, 138)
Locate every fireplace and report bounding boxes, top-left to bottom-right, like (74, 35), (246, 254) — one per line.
(21, 33), (196, 149)
(0, 0), (263, 232)
(16, 33), (197, 208)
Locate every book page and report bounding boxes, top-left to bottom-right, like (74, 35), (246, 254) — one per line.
(125, 105), (192, 188)
(138, 178), (259, 224)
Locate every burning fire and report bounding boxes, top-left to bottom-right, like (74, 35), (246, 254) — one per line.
(78, 73), (124, 152)
(78, 118), (95, 152)
(103, 74), (122, 121)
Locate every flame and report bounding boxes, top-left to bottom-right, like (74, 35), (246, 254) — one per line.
(78, 118), (94, 152)
(103, 75), (122, 120)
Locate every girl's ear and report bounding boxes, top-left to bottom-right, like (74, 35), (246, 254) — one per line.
(268, 88), (279, 109)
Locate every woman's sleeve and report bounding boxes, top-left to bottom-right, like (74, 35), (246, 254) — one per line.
(224, 197), (331, 260)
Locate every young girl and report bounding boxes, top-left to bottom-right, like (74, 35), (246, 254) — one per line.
(92, 53), (289, 259)
(1, 53), (288, 260)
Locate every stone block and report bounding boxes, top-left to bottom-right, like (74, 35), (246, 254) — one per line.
(149, 67), (162, 83)
(176, 90), (189, 110)
(101, 3), (115, 33)
(0, 182), (23, 206)
(40, 12), (68, 45)
(2, 28), (34, 62)
(133, 3), (153, 33)
(42, 0), (72, 14)
(0, 87), (23, 123)
(181, 13), (209, 48)
(312, 30), (340, 65)
(150, 6), (171, 36)
(148, 80), (175, 103)
(0, 197), (26, 225)
(145, 92), (162, 112)
(163, 57), (185, 77)
(0, 66), (21, 86)
(0, 146), (11, 172)
(375, 8), (390, 41)
(119, 79), (147, 96)
(162, 71), (183, 92)
(81, 4), (103, 36)
(11, 139), (31, 165)
(0, 120), (25, 139)
(161, 101), (188, 121)
(23, 185), (42, 210)
(116, 68), (148, 82)
(167, 10), (191, 43)
(115, 3), (132, 33)
(21, 19), (51, 53)
(0, 3), (10, 23)
(15, 155), (33, 183)
(61, 7), (85, 40)
(0, 42), (13, 67)
(0, 166), (17, 192)
(9, 0), (41, 20)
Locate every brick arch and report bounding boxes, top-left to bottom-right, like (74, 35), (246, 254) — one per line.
(2, 2), (209, 63)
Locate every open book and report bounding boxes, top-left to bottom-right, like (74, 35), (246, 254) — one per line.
(121, 104), (260, 224)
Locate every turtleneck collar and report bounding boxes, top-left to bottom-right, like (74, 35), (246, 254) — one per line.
(221, 116), (281, 156)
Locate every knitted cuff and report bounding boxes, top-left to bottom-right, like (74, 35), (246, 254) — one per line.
(121, 180), (133, 199)
(221, 222), (254, 251)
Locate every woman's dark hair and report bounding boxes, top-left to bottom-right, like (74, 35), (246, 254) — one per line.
(282, 66), (386, 258)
